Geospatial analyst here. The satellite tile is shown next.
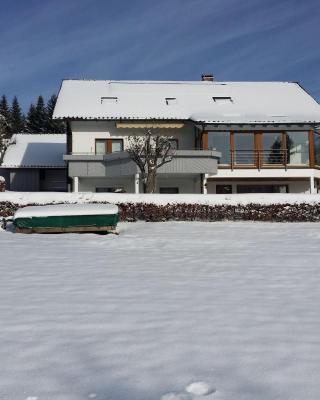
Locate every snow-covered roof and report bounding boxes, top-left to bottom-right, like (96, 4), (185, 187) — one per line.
(1, 134), (66, 168)
(53, 80), (320, 124)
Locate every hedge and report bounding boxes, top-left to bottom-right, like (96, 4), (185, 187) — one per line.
(1, 201), (320, 222)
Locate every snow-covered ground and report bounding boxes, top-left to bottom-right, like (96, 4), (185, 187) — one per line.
(1, 191), (320, 207)
(0, 221), (319, 400)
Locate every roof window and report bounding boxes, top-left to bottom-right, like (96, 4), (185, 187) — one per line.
(212, 97), (233, 104)
(101, 97), (118, 104)
(165, 97), (177, 105)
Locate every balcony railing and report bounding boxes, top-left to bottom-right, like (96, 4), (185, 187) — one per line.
(230, 149), (309, 170)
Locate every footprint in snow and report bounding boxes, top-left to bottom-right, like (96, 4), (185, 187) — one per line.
(25, 397), (38, 400)
(185, 381), (216, 396)
(160, 393), (193, 400)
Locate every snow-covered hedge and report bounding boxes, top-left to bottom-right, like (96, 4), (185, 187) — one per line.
(1, 200), (320, 222)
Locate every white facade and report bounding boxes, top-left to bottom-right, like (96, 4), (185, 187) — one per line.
(70, 120), (196, 154)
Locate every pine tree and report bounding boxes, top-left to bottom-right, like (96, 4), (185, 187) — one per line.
(25, 103), (38, 133)
(0, 95), (12, 138)
(26, 96), (47, 133)
(46, 94), (66, 133)
(10, 96), (25, 133)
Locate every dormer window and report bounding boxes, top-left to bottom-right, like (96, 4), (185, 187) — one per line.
(212, 96), (233, 104)
(101, 97), (118, 104)
(165, 97), (177, 105)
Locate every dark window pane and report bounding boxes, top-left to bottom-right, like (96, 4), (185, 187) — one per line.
(234, 133), (254, 164)
(263, 133), (284, 164)
(315, 132), (320, 165)
(208, 132), (230, 164)
(237, 185), (288, 193)
(159, 187), (179, 194)
(216, 185), (232, 194)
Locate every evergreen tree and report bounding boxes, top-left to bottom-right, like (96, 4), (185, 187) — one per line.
(0, 95), (12, 138)
(46, 94), (66, 133)
(25, 103), (38, 133)
(0, 95), (10, 120)
(10, 96), (25, 133)
(26, 96), (47, 133)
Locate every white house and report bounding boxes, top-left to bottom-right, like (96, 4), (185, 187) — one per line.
(53, 76), (320, 194)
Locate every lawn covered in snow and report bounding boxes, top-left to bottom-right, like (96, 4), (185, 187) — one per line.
(0, 222), (319, 400)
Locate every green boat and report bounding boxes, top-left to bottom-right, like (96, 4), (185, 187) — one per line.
(13, 203), (119, 234)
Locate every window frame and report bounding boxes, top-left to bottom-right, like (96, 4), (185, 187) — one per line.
(95, 138), (124, 154)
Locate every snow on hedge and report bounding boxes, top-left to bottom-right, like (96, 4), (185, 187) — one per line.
(1, 191), (320, 206)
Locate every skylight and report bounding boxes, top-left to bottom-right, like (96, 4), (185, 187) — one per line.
(101, 97), (118, 104)
(212, 97), (233, 104)
(165, 97), (177, 105)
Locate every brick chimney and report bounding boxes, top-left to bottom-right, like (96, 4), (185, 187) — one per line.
(201, 73), (214, 82)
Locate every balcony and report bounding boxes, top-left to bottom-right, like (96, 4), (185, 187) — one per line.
(64, 149), (220, 177)
(229, 149), (310, 170)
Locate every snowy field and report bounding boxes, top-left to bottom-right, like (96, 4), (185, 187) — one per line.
(0, 221), (320, 400)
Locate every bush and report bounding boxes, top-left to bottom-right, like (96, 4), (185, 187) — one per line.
(1, 201), (320, 222)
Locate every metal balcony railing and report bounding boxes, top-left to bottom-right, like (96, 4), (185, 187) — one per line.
(230, 149), (310, 170)
(231, 149), (288, 169)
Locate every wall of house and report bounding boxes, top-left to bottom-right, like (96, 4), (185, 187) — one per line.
(78, 174), (201, 193)
(207, 180), (311, 194)
(79, 177), (135, 193)
(0, 168), (67, 192)
(70, 121), (196, 153)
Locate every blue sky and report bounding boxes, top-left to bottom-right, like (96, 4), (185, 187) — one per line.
(1, 0), (320, 111)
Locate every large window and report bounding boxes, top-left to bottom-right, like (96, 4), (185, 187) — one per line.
(286, 132), (309, 165)
(208, 132), (230, 164)
(315, 132), (320, 166)
(263, 132), (284, 164)
(237, 185), (288, 193)
(234, 133), (255, 165)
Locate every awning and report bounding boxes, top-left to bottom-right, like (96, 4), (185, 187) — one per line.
(116, 122), (184, 129)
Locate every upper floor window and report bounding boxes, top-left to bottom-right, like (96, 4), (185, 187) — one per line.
(95, 139), (124, 154)
(263, 132), (284, 165)
(208, 132), (230, 164)
(165, 97), (177, 105)
(212, 96), (233, 104)
(314, 131), (320, 166)
(101, 97), (118, 104)
(286, 131), (309, 165)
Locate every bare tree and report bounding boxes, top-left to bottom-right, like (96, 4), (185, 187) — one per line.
(127, 129), (175, 193)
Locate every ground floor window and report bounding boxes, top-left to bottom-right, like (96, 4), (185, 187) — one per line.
(216, 184), (232, 194)
(96, 187), (126, 193)
(159, 187), (179, 194)
(236, 185), (288, 194)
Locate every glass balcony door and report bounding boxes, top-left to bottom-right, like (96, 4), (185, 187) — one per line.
(233, 133), (255, 165)
(262, 132), (285, 166)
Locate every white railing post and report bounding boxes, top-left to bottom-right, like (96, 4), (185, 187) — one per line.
(310, 174), (317, 194)
(73, 177), (79, 193)
(202, 174), (208, 194)
(134, 173), (140, 194)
